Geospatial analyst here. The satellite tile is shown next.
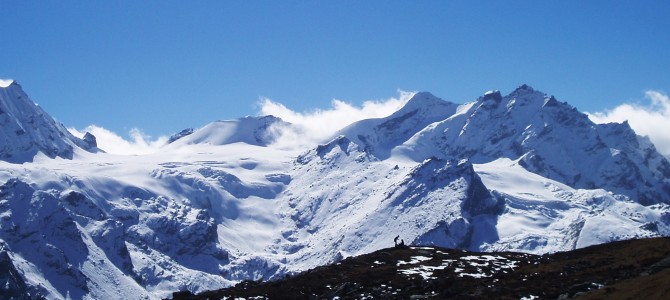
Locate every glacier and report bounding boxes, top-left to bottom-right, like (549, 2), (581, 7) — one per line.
(0, 81), (669, 299)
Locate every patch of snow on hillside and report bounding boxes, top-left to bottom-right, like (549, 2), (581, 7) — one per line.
(396, 256), (432, 266)
(399, 264), (447, 280)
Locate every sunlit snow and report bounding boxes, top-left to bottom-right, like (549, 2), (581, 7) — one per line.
(0, 79), (15, 87)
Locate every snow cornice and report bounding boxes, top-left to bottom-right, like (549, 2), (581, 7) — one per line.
(0, 79), (16, 88)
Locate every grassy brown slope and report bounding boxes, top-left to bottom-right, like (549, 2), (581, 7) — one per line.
(172, 237), (670, 300)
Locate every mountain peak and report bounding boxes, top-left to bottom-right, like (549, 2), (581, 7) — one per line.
(513, 84), (536, 93)
(168, 114), (290, 147)
(337, 92), (458, 159)
(506, 84), (546, 101)
(411, 91), (437, 99)
(483, 90), (503, 102)
(395, 92), (454, 116)
(0, 79), (15, 88)
(403, 91), (442, 106)
(0, 80), (93, 162)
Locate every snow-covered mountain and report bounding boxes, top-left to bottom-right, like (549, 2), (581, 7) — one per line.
(0, 81), (97, 163)
(343, 85), (670, 205)
(0, 81), (669, 299)
(336, 92), (459, 159)
(167, 115), (290, 147)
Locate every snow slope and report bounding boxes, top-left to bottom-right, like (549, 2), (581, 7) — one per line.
(0, 82), (669, 299)
(473, 158), (669, 253)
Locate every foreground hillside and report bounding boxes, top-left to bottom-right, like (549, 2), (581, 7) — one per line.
(173, 237), (670, 299)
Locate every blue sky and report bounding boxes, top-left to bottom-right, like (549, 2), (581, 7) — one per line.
(2, 1), (670, 140)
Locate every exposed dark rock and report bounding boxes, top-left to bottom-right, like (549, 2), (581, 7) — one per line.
(168, 128), (194, 143)
(83, 131), (97, 149)
(0, 243), (35, 299)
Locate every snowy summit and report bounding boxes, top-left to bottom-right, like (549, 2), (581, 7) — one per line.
(0, 80), (97, 163)
(0, 79), (14, 88)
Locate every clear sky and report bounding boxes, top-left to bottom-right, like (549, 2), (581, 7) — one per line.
(2, 1), (670, 140)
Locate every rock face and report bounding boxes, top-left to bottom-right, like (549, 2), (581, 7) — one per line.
(0, 81), (93, 163)
(168, 128), (194, 143)
(0, 243), (31, 299)
(83, 131), (98, 149)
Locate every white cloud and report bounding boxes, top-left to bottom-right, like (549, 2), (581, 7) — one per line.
(258, 90), (416, 148)
(588, 90), (670, 156)
(66, 91), (414, 154)
(69, 125), (168, 155)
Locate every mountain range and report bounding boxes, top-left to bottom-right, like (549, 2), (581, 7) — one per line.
(0, 80), (668, 299)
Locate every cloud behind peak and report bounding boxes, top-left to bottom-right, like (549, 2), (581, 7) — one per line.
(588, 90), (670, 157)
